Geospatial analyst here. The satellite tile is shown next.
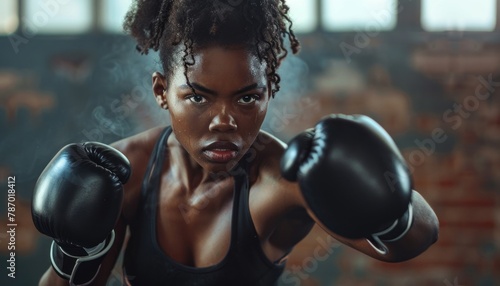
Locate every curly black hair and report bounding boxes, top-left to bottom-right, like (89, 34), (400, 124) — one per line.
(123, 0), (300, 98)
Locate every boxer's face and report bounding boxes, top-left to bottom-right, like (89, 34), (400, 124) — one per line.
(154, 45), (270, 173)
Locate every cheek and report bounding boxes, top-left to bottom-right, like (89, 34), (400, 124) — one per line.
(240, 103), (268, 138)
(254, 100), (269, 123)
(168, 102), (206, 134)
(255, 106), (267, 127)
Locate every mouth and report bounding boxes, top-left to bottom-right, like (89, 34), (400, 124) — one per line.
(202, 141), (240, 163)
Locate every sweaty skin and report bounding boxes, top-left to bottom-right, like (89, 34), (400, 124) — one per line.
(39, 46), (438, 286)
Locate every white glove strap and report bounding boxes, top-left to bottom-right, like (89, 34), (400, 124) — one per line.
(50, 230), (115, 286)
(367, 204), (413, 255)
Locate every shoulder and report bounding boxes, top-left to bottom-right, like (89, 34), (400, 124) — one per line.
(111, 126), (168, 220)
(252, 130), (287, 167)
(112, 125), (167, 156)
(250, 130), (305, 210)
(247, 130), (285, 184)
(249, 131), (315, 247)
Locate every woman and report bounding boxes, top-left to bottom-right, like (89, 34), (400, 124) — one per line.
(33, 1), (439, 285)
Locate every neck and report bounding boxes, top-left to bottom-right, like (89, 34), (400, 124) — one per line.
(167, 133), (238, 193)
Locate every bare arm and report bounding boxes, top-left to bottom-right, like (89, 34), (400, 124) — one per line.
(280, 173), (440, 263)
(39, 266), (68, 286)
(321, 190), (439, 262)
(92, 216), (128, 285)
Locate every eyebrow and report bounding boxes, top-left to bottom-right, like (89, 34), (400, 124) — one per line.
(179, 82), (266, 95)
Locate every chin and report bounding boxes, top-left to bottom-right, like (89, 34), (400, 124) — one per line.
(201, 157), (246, 178)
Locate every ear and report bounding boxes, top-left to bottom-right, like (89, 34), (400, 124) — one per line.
(152, 72), (168, 109)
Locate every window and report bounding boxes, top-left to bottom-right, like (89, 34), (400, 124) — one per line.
(322, 0), (397, 31)
(100, 0), (133, 33)
(421, 0), (496, 31)
(0, 0), (19, 34)
(23, 0), (92, 34)
(287, 0), (317, 33)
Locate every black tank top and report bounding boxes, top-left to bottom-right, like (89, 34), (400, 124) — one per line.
(123, 126), (285, 285)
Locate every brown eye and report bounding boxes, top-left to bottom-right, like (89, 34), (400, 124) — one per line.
(238, 95), (259, 104)
(188, 94), (207, 104)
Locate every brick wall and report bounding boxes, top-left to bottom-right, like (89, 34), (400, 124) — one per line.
(275, 39), (500, 286)
(1, 32), (499, 285)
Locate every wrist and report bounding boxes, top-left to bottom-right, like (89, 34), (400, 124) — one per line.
(50, 231), (115, 285)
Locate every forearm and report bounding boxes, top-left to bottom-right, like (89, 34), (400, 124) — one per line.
(379, 190), (439, 262)
(336, 190), (439, 262)
(39, 267), (69, 286)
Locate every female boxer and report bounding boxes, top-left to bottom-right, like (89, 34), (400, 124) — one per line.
(33, 1), (439, 285)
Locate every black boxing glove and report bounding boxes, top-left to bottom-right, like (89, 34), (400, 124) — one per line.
(280, 114), (413, 254)
(32, 142), (130, 285)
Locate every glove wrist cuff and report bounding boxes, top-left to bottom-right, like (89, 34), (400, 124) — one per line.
(375, 203), (414, 242)
(50, 230), (115, 286)
(367, 203), (414, 255)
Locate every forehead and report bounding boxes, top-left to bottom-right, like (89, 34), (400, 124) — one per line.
(170, 46), (267, 86)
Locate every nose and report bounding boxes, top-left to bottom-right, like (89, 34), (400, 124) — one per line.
(209, 104), (237, 133)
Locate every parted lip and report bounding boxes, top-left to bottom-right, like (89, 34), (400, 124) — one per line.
(202, 141), (240, 151)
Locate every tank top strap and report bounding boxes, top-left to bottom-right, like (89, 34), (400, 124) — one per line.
(124, 134), (285, 285)
(233, 152), (252, 240)
(233, 152), (286, 278)
(138, 126), (172, 211)
(233, 153), (262, 253)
